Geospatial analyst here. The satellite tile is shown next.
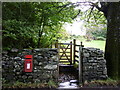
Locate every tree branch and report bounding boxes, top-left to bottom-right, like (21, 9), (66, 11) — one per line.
(87, 6), (94, 22)
(72, 9), (81, 19)
(90, 2), (110, 18)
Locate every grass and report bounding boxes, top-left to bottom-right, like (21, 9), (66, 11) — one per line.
(83, 78), (119, 87)
(82, 40), (106, 51)
(61, 39), (106, 51)
(2, 80), (58, 88)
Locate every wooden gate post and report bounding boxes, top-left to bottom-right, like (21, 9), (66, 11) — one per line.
(70, 41), (72, 65)
(79, 46), (83, 84)
(73, 39), (76, 64)
(55, 40), (58, 48)
(81, 42), (84, 47)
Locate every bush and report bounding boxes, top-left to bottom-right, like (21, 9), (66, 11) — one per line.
(91, 29), (107, 39)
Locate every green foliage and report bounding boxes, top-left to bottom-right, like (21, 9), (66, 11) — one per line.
(92, 29), (107, 39)
(2, 2), (78, 49)
(3, 19), (38, 49)
(48, 80), (57, 88)
(86, 27), (107, 40)
(73, 62), (78, 68)
(80, 8), (107, 39)
(59, 28), (70, 40)
(82, 8), (106, 25)
(2, 81), (58, 88)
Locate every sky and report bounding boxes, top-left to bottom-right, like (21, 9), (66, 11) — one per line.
(64, 20), (86, 36)
(63, 3), (91, 36)
(63, 0), (99, 36)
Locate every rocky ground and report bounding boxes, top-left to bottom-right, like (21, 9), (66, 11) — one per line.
(58, 73), (77, 83)
(58, 73), (79, 89)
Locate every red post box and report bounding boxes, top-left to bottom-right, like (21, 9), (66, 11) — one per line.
(24, 55), (33, 72)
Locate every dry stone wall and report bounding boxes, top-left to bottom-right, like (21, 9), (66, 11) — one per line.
(2, 47), (108, 84)
(2, 48), (58, 83)
(82, 47), (108, 81)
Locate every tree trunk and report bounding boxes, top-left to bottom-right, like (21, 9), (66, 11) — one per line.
(105, 2), (120, 80)
(38, 21), (44, 48)
(37, 9), (45, 48)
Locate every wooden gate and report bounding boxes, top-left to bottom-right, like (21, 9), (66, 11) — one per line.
(55, 39), (84, 65)
(55, 40), (72, 64)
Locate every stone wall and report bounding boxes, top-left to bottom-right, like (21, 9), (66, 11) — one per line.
(82, 47), (108, 81)
(2, 48), (58, 83)
(2, 47), (108, 84)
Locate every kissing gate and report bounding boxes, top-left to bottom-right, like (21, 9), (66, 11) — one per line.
(55, 39), (84, 65)
(55, 39), (84, 83)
